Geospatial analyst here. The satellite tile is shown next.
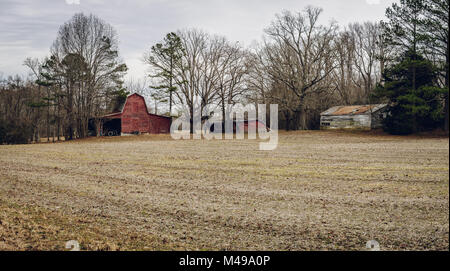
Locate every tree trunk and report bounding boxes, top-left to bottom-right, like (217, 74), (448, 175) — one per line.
(169, 58), (173, 116)
(444, 93), (448, 133)
(296, 103), (307, 130)
(66, 80), (77, 140)
(95, 118), (102, 137)
(47, 88), (50, 142)
(34, 127), (40, 143)
(284, 111), (290, 131)
(67, 117), (73, 140)
(445, 48), (449, 133)
(221, 95), (226, 133)
(57, 95), (61, 141)
(169, 90), (173, 116)
(35, 84), (41, 143)
(189, 104), (194, 134)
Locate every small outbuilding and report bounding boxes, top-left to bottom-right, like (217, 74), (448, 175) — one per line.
(320, 104), (388, 130)
(98, 93), (171, 136)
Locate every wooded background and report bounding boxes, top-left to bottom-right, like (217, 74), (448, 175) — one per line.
(0, 0), (448, 143)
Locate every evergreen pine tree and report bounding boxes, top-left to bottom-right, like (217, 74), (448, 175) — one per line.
(373, 50), (446, 134)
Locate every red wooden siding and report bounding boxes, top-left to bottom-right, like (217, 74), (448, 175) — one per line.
(104, 93), (171, 134)
(237, 120), (266, 132)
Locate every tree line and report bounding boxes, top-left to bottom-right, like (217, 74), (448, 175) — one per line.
(145, 0), (448, 133)
(1, 14), (128, 143)
(0, 0), (448, 144)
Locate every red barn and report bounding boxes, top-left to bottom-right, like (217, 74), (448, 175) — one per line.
(100, 93), (171, 136)
(237, 120), (267, 133)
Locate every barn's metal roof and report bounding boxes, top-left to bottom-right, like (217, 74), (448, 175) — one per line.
(321, 104), (387, 116)
(100, 93), (172, 119)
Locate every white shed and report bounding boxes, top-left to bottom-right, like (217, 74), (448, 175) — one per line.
(320, 104), (388, 130)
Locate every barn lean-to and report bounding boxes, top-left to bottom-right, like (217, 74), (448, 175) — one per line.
(99, 93), (171, 136)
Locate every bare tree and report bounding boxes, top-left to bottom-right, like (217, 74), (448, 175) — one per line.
(262, 7), (338, 129)
(214, 41), (248, 129)
(171, 29), (226, 127)
(332, 29), (358, 105)
(330, 22), (386, 105)
(24, 57), (46, 141)
(349, 22), (383, 102)
(45, 13), (127, 139)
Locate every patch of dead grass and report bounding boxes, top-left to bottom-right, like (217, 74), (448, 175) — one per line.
(0, 130), (448, 250)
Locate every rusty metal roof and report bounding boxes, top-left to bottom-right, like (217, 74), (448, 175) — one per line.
(321, 104), (387, 116)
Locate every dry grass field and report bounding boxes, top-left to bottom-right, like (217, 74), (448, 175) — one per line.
(0, 131), (448, 251)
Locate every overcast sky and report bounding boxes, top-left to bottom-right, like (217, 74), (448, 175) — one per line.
(0, 0), (396, 81)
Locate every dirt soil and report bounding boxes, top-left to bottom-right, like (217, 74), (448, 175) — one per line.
(0, 131), (448, 251)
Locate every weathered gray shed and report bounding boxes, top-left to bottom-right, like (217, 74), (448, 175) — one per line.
(320, 104), (388, 130)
